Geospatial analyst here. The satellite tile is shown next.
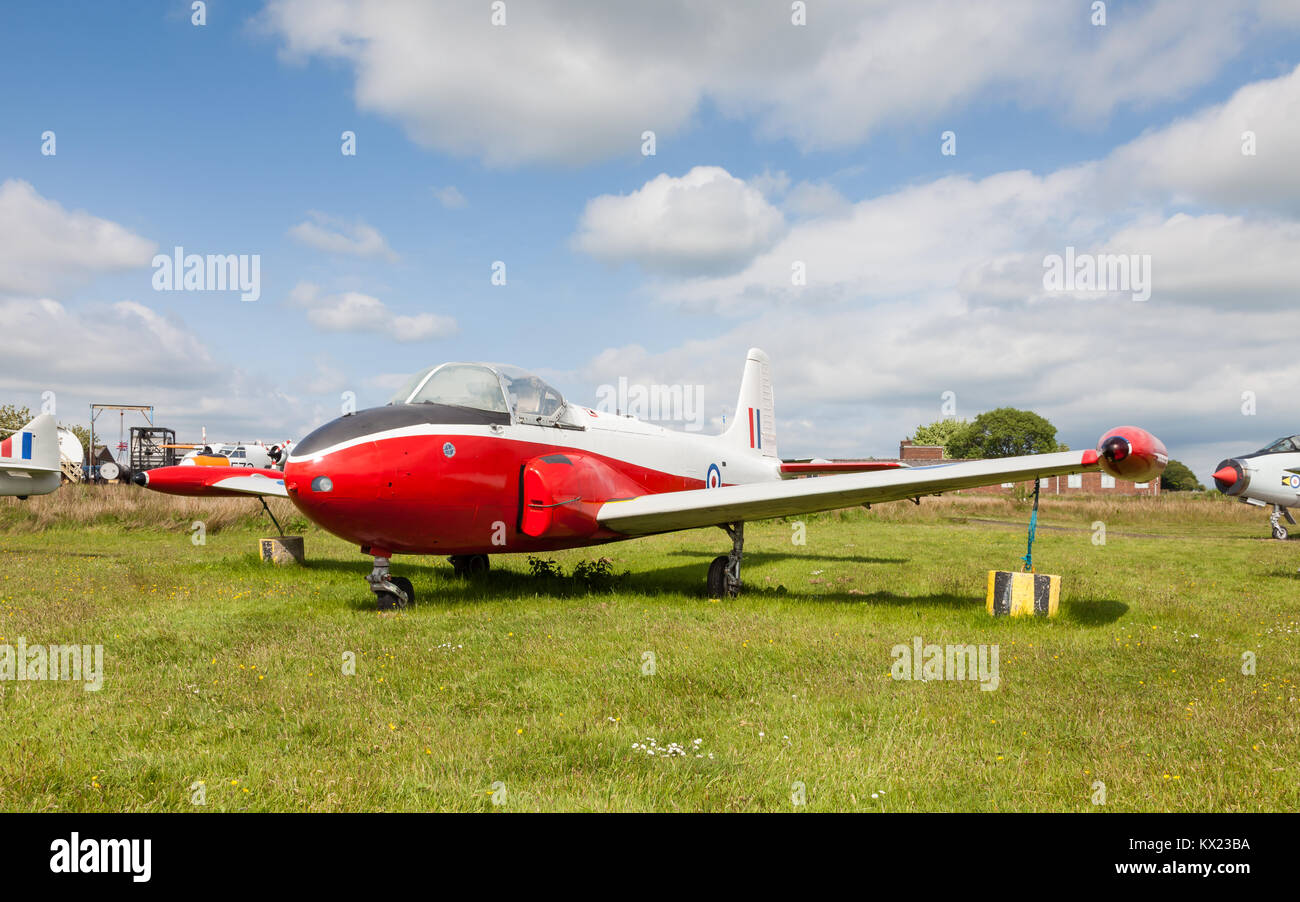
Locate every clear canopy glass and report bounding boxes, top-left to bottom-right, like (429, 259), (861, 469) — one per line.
(389, 362), (566, 422)
(1256, 435), (1300, 454)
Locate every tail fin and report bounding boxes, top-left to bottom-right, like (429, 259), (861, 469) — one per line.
(1, 414), (59, 472)
(722, 348), (777, 458)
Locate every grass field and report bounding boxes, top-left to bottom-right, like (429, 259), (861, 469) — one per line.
(1, 486), (1296, 812)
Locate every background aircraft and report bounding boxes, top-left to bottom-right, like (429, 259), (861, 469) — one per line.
(1213, 437), (1300, 538)
(164, 441), (290, 469)
(0, 414), (61, 498)
(135, 349), (1167, 608)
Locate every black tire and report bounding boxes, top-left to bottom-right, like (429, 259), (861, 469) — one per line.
(1273, 525), (1288, 540)
(448, 555), (467, 576)
(707, 555), (729, 598)
(390, 576), (415, 607)
(466, 554), (490, 575)
(374, 591), (399, 611)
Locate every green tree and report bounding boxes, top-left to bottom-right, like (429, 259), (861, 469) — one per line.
(907, 418), (968, 457)
(1160, 459), (1204, 492)
(0, 403), (34, 433)
(945, 407), (1064, 459)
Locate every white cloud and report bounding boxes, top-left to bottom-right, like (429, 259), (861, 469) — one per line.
(659, 167), (1093, 312)
(573, 166), (786, 276)
(0, 296), (315, 442)
(432, 185), (467, 209)
(1105, 63), (1300, 212)
(0, 297), (214, 391)
(259, 0), (1299, 166)
(0, 180), (155, 296)
(650, 66), (1300, 314)
(287, 281), (456, 341)
(288, 211), (398, 261)
(782, 181), (851, 219)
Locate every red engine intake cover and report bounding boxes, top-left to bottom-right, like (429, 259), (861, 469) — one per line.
(1095, 426), (1168, 483)
(519, 452), (646, 539)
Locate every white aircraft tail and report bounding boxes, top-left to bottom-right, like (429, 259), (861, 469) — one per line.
(1, 414), (58, 471)
(722, 348), (777, 458)
(0, 413), (61, 497)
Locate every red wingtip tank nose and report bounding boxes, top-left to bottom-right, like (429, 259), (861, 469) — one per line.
(1212, 466), (1237, 486)
(1094, 426), (1168, 483)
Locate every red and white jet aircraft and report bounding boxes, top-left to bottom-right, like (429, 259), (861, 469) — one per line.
(134, 349), (1167, 608)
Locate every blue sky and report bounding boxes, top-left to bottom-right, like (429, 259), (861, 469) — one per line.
(2, 1), (1299, 480)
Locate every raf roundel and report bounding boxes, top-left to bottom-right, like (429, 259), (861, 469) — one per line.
(706, 463), (722, 489)
(443, 442), (456, 459)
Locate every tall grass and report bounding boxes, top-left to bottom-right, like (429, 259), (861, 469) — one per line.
(0, 484), (300, 534)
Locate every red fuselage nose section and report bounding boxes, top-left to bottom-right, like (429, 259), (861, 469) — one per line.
(284, 440), (389, 545)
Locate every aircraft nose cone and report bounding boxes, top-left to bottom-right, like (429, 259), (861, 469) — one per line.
(131, 470), (148, 487)
(1212, 465), (1237, 486)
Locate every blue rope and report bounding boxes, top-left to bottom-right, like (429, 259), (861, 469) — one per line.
(1022, 478), (1040, 572)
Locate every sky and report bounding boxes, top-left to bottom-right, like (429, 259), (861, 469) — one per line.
(1, 0), (1299, 482)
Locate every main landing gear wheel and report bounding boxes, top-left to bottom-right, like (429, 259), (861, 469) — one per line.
(707, 556), (730, 597)
(1273, 524), (1289, 540)
(448, 554), (490, 577)
(706, 522), (744, 598)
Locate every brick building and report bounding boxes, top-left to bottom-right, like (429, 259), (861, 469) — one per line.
(891, 441), (1159, 496)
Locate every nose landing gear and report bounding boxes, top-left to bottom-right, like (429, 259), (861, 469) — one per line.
(366, 553), (415, 610)
(706, 522), (744, 598)
(1270, 506), (1293, 540)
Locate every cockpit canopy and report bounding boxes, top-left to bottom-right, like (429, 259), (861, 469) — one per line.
(388, 362), (566, 424)
(1256, 435), (1300, 454)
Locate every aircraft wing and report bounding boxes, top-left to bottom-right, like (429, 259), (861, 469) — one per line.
(778, 460), (907, 477)
(598, 449), (1101, 536)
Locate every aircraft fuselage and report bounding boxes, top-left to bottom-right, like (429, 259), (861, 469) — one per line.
(283, 403), (779, 556)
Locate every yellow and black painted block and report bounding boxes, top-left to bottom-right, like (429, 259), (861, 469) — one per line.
(986, 570), (1059, 617)
(259, 535), (304, 565)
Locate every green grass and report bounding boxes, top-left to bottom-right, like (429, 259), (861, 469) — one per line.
(0, 488), (1296, 811)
